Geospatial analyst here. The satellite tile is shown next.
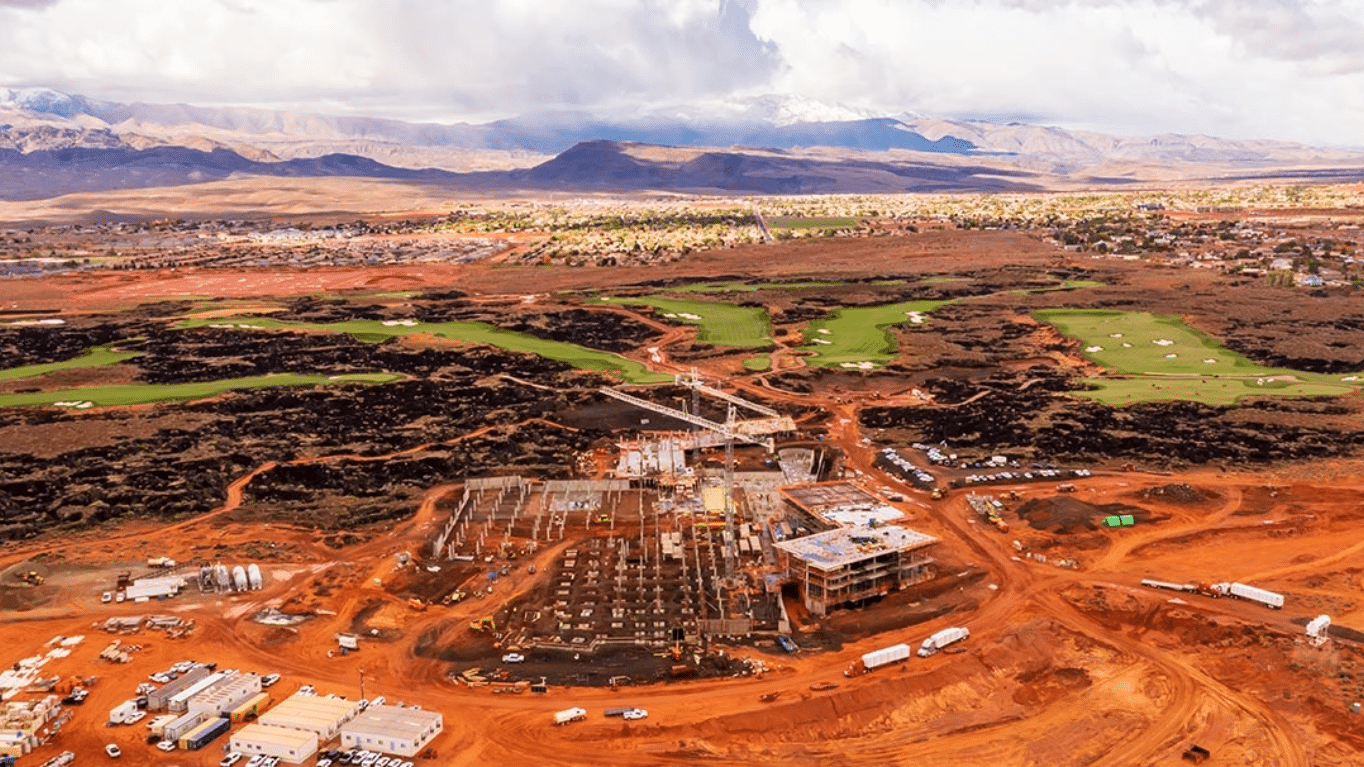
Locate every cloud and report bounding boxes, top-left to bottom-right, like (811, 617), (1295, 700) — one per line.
(0, 0), (1361, 146)
(744, 0), (1364, 145)
(0, 0), (779, 118)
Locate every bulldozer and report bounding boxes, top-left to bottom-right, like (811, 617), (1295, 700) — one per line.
(470, 616), (496, 633)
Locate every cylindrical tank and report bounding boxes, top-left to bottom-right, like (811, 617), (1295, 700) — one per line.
(247, 564), (263, 590)
(214, 564), (231, 590)
(199, 565), (214, 590)
(231, 566), (248, 592)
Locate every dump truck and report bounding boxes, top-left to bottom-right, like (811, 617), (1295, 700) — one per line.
(918, 626), (970, 657)
(844, 643), (911, 677)
(553, 707), (587, 725)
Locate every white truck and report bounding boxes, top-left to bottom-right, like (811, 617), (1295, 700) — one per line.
(917, 626), (970, 657)
(553, 707), (587, 726)
(844, 643), (911, 677)
(1227, 582), (1284, 609)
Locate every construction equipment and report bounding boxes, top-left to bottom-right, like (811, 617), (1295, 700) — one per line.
(1181, 744), (1211, 763)
(15, 570), (44, 586)
(1056, 483), (1077, 493)
(470, 616), (496, 633)
(408, 598), (428, 612)
(930, 488), (946, 500)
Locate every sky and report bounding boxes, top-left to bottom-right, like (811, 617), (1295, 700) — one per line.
(0, 0), (1362, 146)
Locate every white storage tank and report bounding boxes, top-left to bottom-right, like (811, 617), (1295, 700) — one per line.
(232, 566), (249, 592)
(214, 564), (231, 591)
(247, 564), (263, 590)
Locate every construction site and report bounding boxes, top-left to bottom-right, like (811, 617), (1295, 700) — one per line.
(426, 376), (917, 657)
(11, 222), (1364, 766)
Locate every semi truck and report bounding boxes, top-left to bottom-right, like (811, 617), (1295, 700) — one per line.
(1145, 578), (1284, 608)
(918, 627), (970, 657)
(844, 643), (911, 677)
(554, 707), (587, 725)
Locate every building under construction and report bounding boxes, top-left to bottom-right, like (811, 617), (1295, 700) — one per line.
(774, 524), (937, 617)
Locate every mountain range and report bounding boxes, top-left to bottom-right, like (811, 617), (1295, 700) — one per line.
(3, 87), (1364, 202)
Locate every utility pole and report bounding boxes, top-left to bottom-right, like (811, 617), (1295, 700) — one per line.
(358, 667), (366, 702)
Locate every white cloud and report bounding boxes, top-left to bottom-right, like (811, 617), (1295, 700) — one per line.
(0, 0), (1361, 146)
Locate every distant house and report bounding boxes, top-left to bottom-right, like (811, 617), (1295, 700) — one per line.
(1270, 257), (1294, 271)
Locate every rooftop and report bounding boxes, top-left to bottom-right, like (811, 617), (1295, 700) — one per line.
(774, 524), (936, 570)
(232, 722), (318, 748)
(341, 704), (442, 740)
(258, 692), (359, 731)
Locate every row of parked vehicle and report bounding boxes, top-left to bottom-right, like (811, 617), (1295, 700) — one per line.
(314, 749), (416, 767)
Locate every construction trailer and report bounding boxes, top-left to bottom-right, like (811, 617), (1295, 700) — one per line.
(229, 723), (318, 765)
(146, 665), (211, 711)
(168, 671), (231, 713)
(339, 704), (443, 757)
(188, 673), (262, 718)
(178, 716), (230, 750)
(257, 691), (361, 741)
(775, 525), (937, 617)
(228, 692), (271, 723)
(162, 710), (208, 742)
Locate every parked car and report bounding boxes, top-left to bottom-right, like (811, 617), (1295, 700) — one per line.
(101, 592), (112, 603)
(623, 708), (649, 720)
(501, 653), (525, 664)
(156, 739), (176, 752)
(777, 636), (799, 654)
(261, 673), (280, 687)
(104, 743), (121, 758)
(219, 753), (244, 767)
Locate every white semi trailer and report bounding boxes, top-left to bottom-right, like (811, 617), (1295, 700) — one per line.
(918, 626), (970, 657)
(1227, 582), (1284, 609)
(844, 643), (911, 677)
(554, 707), (588, 725)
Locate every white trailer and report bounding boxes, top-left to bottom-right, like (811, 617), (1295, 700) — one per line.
(108, 698), (140, 724)
(845, 643), (911, 676)
(1141, 578), (1195, 593)
(1228, 582), (1284, 609)
(918, 626), (970, 657)
(554, 707), (587, 725)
